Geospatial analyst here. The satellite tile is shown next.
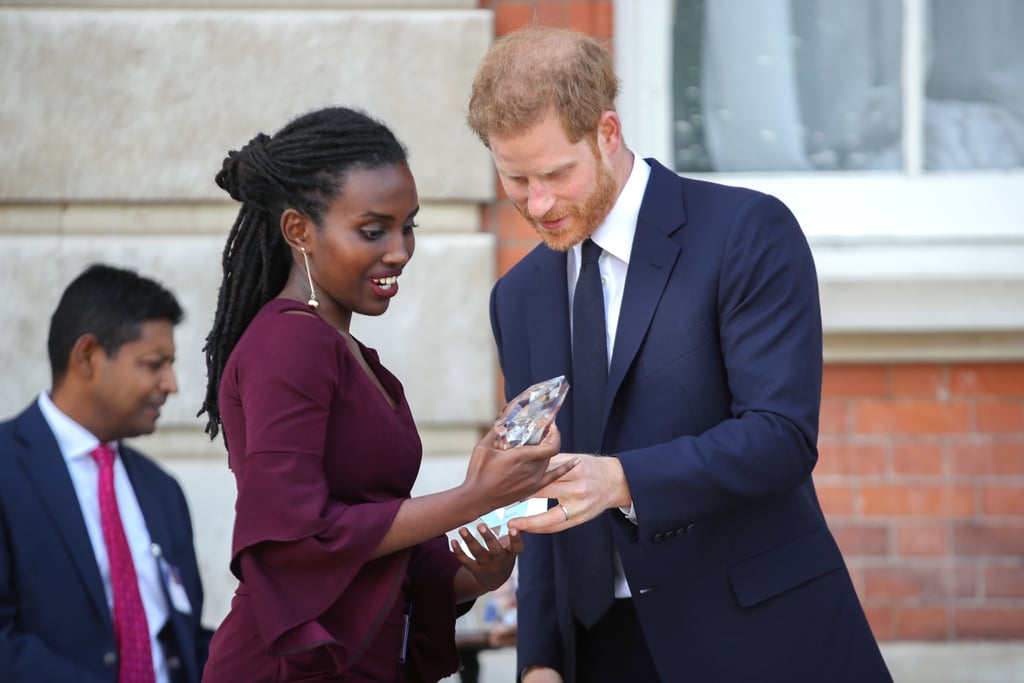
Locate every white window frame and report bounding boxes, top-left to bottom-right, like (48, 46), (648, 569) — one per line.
(614, 0), (1024, 354)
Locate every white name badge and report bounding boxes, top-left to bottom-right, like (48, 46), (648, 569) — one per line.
(158, 556), (193, 615)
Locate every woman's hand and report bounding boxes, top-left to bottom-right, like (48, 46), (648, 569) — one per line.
(462, 425), (577, 516)
(451, 523), (523, 596)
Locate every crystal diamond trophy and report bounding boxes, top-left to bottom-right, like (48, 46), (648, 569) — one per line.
(478, 375), (569, 537)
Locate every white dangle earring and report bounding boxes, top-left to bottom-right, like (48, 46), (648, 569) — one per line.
(300, 247), (319, 310)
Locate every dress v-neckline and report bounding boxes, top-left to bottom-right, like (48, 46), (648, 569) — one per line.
(273, 298), (400, 410)
(339, 332), (399, 411)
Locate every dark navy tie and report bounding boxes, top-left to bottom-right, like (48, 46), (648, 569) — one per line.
(569, 238), (616, 628)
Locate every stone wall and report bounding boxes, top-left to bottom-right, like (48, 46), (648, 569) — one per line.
(0, 3), (497, 623)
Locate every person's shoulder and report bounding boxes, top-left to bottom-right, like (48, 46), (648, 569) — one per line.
(121, 447), (196, 523)
(646, 157), (778, 205)
(226, 300), (347, 394)
(235, 299), (341, 358)
(0, 416), (16, 463)
(121, 445), (187, 493)
(497, 242), (560, 286)
(245, 298), (325, 333)
(121, 445), (169, 476)
(0, 413), (16, 436)
(0, 401), (42, 448)
(662, 169), (798, 231)
(678, 173), (770, 206)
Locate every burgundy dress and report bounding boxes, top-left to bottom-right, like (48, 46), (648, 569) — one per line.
(202, 299), (462, 682)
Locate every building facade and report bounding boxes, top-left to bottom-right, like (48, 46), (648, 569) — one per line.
(2, 1), (1021, 679)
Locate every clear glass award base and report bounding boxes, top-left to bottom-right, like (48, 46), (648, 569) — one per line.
(478, 497), (551, 538)
(454, 376), (569, 553)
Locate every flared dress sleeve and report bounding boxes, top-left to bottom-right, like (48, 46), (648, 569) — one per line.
(403, 535), (464, 682)
(220, 306), (412, 669)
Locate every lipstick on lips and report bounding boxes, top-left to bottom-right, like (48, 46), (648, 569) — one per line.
(370, 274), (400, 298)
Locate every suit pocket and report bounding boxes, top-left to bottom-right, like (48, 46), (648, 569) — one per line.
(726, 527), (844, 608)
(641, 319), (710, 376)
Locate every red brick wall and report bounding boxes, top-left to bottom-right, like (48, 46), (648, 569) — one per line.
(477, 0), (1024, 642)
(480, 0), (613, 39)
(820, 364), (1024, 640)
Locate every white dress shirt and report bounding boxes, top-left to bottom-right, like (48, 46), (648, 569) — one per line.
(37, 392), (171, 683)
(567, 153), (651, 598)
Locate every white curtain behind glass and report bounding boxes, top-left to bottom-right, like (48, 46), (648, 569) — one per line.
(691, 0), (1024, 172)
(700, 0), (901, 172)
(926, 0), (1024, 170)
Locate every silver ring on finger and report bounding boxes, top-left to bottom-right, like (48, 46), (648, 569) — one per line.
(559, 503), (571, 522)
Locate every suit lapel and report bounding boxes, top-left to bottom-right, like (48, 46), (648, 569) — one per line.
(123, 448), (187, 620)
(125, 447), (206, 683)
(524, 248), (573, 383)
(606, 161), (686, 422)
(517, 248), (577, 448)
(122, 448), (167, 552)
(515, 160), (688, 445)
(14, 404), (111, 624)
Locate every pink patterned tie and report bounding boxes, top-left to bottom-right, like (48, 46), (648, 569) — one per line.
(90, 444), (156, 683)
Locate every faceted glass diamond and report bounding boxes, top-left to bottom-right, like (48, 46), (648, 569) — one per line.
(455, 376), (570, 541)
(495, 375), (570, 449)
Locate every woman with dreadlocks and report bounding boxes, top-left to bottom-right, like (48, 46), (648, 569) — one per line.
(198, 107), (572, 682)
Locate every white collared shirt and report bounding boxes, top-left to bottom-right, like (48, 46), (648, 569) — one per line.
(568, 152), (651, 356)
(37, 392), (171, 683)
(567, 153), (652, 598)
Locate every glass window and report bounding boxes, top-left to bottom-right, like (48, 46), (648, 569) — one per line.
(614, 0), (1024, 340)
(670, 0), (1024, 173)
(925, 0), (1024, 170)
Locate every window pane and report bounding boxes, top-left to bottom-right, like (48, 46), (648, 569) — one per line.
(925, 0), (1024, 170)
(673, 0), (903, 173)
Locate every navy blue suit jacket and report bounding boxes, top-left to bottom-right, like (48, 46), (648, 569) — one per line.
(0, 401), (212, 683)
(491, 160), (890, 682)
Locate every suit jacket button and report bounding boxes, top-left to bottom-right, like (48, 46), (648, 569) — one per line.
(167, 655), (181, 670)
(685, 523), (695, 533)
(664, 530), (676, 539)
(103, 651), (118, 667)
(653, 533), (663, 543)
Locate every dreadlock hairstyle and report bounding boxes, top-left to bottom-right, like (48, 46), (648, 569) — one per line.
(199, 106), (408, 440)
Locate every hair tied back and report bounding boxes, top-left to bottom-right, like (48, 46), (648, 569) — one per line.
(215, 132), (272, 203)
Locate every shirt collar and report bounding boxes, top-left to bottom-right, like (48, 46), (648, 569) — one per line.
(37, 391), (111, 463)
(584, 152), (651, 266)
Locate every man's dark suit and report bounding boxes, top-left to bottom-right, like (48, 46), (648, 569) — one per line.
(0, 401), (212, 683)
(491, 159), (890, 682)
